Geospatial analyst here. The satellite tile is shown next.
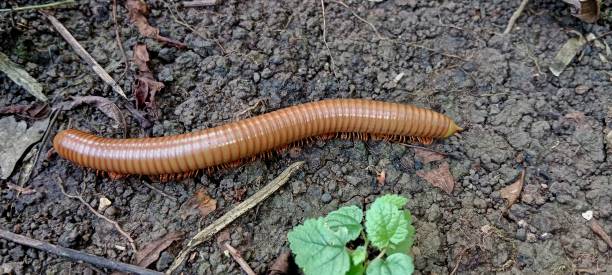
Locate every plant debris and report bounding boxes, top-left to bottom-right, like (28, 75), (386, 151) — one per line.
(0, 103), (50, 120)
(416, 162), (454, 194)
(268, 251), (291, 275)
(499, 169), (525, 208)
(376, 170), (386, 186)
(60, 96), (126, 131)
(0, 116), (48, 179)
(549, 32), (587, 77)
(133, 44), (164, 118)
(0, 52), (46, 102)
(589, 220), (612, 248)
(135, 232), (184, 267)
(126, 0), (186, 48)
(179, 188), (217, 219)
(6, 182), (36, 195)
(414, 148), (445, 164)
(562, 0), (601, 23)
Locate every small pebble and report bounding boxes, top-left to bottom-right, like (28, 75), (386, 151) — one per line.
(581, 210), (593, 221)
(321, 193), (332, 204)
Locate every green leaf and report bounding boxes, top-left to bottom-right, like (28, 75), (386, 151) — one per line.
(374, 195), (408, 209)
(366, 253), (415, 275)
(365, 201), (410, 250)
(351, 245), (367, 265)
(347, 262), (366, 275)
(287, 218), (351, 275)
(325, 205), (363, 241)
(388, 211), (415, 254)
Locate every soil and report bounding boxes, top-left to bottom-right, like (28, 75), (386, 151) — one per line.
(1, 0), (611, 274)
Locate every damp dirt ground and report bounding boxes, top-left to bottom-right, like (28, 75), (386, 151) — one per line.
(1, 0), (611, 274)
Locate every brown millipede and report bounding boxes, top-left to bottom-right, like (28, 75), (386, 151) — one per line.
(53, 99), (462, 178)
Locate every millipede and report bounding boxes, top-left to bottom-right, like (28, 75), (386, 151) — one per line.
(53, 99), (463, 180)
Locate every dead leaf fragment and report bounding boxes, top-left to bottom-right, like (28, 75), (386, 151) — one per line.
(500, 170), (525, 207)
(180, 188), (217, 219)
(0, 116), (49, 179)
(126, 0), (186, 48)
(0, 52), (47, 102)
(549, 33), (587, 77)
(590, 220), (612, 248)
(0, 103), (50, 120)
(269, 251), (291, 275)
(135, 232), (184, 267)
(133, 44), (164, 117)
(61, 96), (126, 131)
(562, 0), (601, 23)
(376, 170), (386, 186)
(416, 162), (454, 194)
(414, 148), (445, 164)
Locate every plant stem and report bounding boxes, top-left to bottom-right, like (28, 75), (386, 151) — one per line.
(374, 249), (387, 261)
(0, 0), (75, 12)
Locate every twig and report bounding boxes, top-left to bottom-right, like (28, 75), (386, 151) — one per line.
(503, 0), (530, 34)
(399, 143), (448, 157)
(182, 0), (219, 7)
(55, 176), (137, 252)
(0, 0), (74, 12)
(590, 220), (612, 248)
(332, 1), (384, 40)
(44, 13), (128, 99)
(166, 161), (304, 274)
(142, 180), (177, 201)
(19, 108), (60, 186)
(112, 0), (129, 80)
(233, 99), (264, 120)
(222, 243), (256, 275)
(0, 229), (160, 275)
(449, 247), (469, 275)
(320, 0), (337, 77)
(168, 6), (226, 55)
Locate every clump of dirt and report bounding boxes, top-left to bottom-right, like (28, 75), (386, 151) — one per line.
(0, 0), (610, 274)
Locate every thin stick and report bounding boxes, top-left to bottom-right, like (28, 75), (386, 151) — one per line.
(332, 1), (384, 40)
(320, 0), (337, 77)
(503, 0), (530, 34)
(55, 176), (137, 252)
(112, 0), (129, 80)
(142, 181), (177, 201)
(0, 229), (160, 275)
(0, 0), (74, 12)
(166, 161), (304, 274)
(182, 0), (219, 7)
(44, 13), (128, 99)
(21, 108), (60, 186)
(169, 6), (226, 55)
(399, 143), (448, 157)
(222, 243), (256, 275)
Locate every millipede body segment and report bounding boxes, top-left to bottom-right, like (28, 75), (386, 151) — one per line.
(53, 99), (462, 177)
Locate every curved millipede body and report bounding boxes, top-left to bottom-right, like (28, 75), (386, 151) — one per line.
(53, 99), (462, 177)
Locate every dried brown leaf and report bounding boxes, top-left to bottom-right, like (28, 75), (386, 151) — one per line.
(416, 162), (454, 194)
(376, 170), (386, 186)
(268, 251), (291, 275)
(180, 188), (217, 219)
(133, 44), (164, 117)
(0, 103), (50, 120)
(562, 0), (601, 23)
(590, 220), (612, 248)
(414, 147), (445, 164)
(126, 0), (186, 48)
(215, 230), (231, 249)
(61, 96), (126, 130)
(135, 231), (184, 267)
(499, 170), (525, 207)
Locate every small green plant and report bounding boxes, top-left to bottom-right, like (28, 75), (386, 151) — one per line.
(287, 195), (415, 275)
